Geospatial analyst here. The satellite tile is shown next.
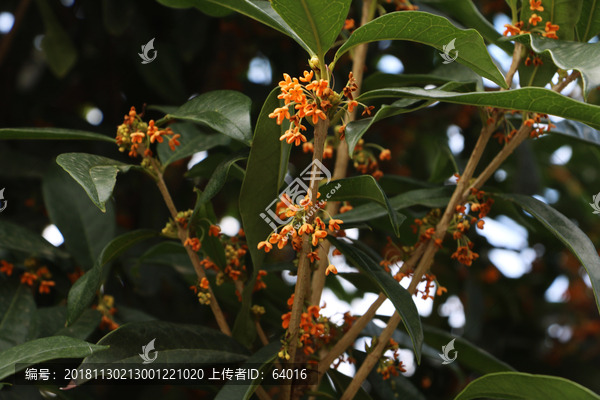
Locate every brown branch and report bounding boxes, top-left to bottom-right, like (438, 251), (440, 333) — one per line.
(281, 117), (329, 400)
(503, 43), (523, 89)
(310, 0), (376, 307)
(152, 159), (231, 336)
(553, 71), (580, 93)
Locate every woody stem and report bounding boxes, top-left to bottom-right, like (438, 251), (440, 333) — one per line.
(150, 158), (231, 336)
(281, 117), (329, 400)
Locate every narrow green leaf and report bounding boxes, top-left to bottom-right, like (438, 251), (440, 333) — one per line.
(157, 122), (231, 167)
(497, 193), (600, 315)
(271, 0), (352, 57)
(335, 11), (507, 88)
(191, 198), (227, 269)
(357, 86), (600, 130)
(0, 219), (69, 259)
(422, 325), (515, 374)
(429, 141), (459, 183)
(215, 341), (280, 400)
(135, 241), (194, 275)
(335, 187), (453, 226)
(320, 175), (405, 237)
(75, 321), (249, 384)
(577, 0), (600, 41)
(56, 153), (135, 213)
(419, 0), (513, 53)
(35, 306), (101, 341)
(328, 369), (373, 400)
(510, 34), (600, 98)
(194, 0), (234, 17)
(328, 237), (423, 363)
(42, 162), (116, 271)
(35, 0), (78, 77)
(66, 230), (159, 326)
(168, 91), (253, 145)
(0, 279), (36, 351)
(0, 336), (108, 381)
(455, 372), (600, 400)
(0, 127), (114, 142)
(552, 119), (600, 147)
(520, 0), (583, 41)
(192, 149), (249, 208)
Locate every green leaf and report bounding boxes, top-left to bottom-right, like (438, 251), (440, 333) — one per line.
(520, 0), (583, 41)
(422, 325), (515, 374)
(357, 86), (600, 130)
(191, 199), (228, 269)
(419, 0), (513, 53)
(75, 321), (249, 384)
(35, 0), (78, 77)
(0, 127), (114, 142)
(428, 140), (460, 183)
(35, 306), (101, 341)
(510, 34), (600, 98)
(159, 0), (313, 54)
(56, 153), (136, 213)
(577, 0), (600, 41)
(214, 341), (280, 400)
(328, 237), (423, 363)
(0, 219), (69, 259)
(66, 230), (159, 326)
(321, 175), (405, 237)
(496, 193), (600, 315)
(192, 149), (249, 208)
(551, 119), (600, 147)
(363, 62), (484, 92)
(335, 11), (507, 89)
(328, 369), (373, 400)
(0, 336), (108, 381)
(168, 91), (253, 145)
(336, 272), (380, 294)
(135, 241), (195, 275)
(345, 81), (476, 155)
(235, 88), (288, 347)
(454, 372), (600, 400)
(518, 57), (558, 88)
(42, 162), (116, 271)
(194, 0), (235, 17)
(0, 279), (36, 351)
(157, 122), (231, 167)
(271, 0), (352, 57)
(335, 187), (453, 226)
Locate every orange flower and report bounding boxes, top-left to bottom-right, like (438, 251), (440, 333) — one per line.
(130, 132), (145, 144)
(434, 238), (443, 249)
(299, 70), (314, 83)
(200, 277), (209, 289)
(328, 219), (343, 231)
(436, 286), (448, 296)
(208, 225), (221, 237)
(530, 0), (544, 11)
(184, 237), (201, 252)
(168, 134), (181, 151)
(312, 229), (327, 246)
(373, 170), (384, 180)
(281, 312), (292, 329)
(543, 21), (560, 39)
(36, 266), (50, 277)
(339, 204), (353, 213)
(344, 19), (355, 30)
(21, 272), (37, 286)
(298, 223), (314, 235)
(39, 280), (55, 294)
(323, 145), (334, 159)
(0, 260), (14, 276)
(503, 24), (521, 36)
(303, 142), (314, 153)
(477, 220), (485, 229)
(347, 100), (358, 113)
(268, 106), (291, 125)
(315, 217), (326, 230)
(306, 79), (329, 97)
(307, 251), (320, 263)
(529, 14), (542, 26)
(379, 149), (391, 161)
(325, 264), (338, 275)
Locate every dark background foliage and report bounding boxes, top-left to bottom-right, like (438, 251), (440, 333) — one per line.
(1, 0), (600, 399)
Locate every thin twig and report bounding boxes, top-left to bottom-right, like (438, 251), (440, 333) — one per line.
(151, 159), (231, 336)
(553, 71), (580, 93)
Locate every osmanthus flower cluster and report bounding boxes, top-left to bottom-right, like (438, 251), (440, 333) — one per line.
(279, 294), (358, 362)
(0, 258), (56, 294)
(269, 71), (372, 146)
(351, 139), (392, 181)
(503, 0), (560, 40)
(257, 192), (342, 276)
(115, 106), (181, 160)
(369, 338), (407, 380)
(93, 294), (119, 331)
(491, 109), (556, 144)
